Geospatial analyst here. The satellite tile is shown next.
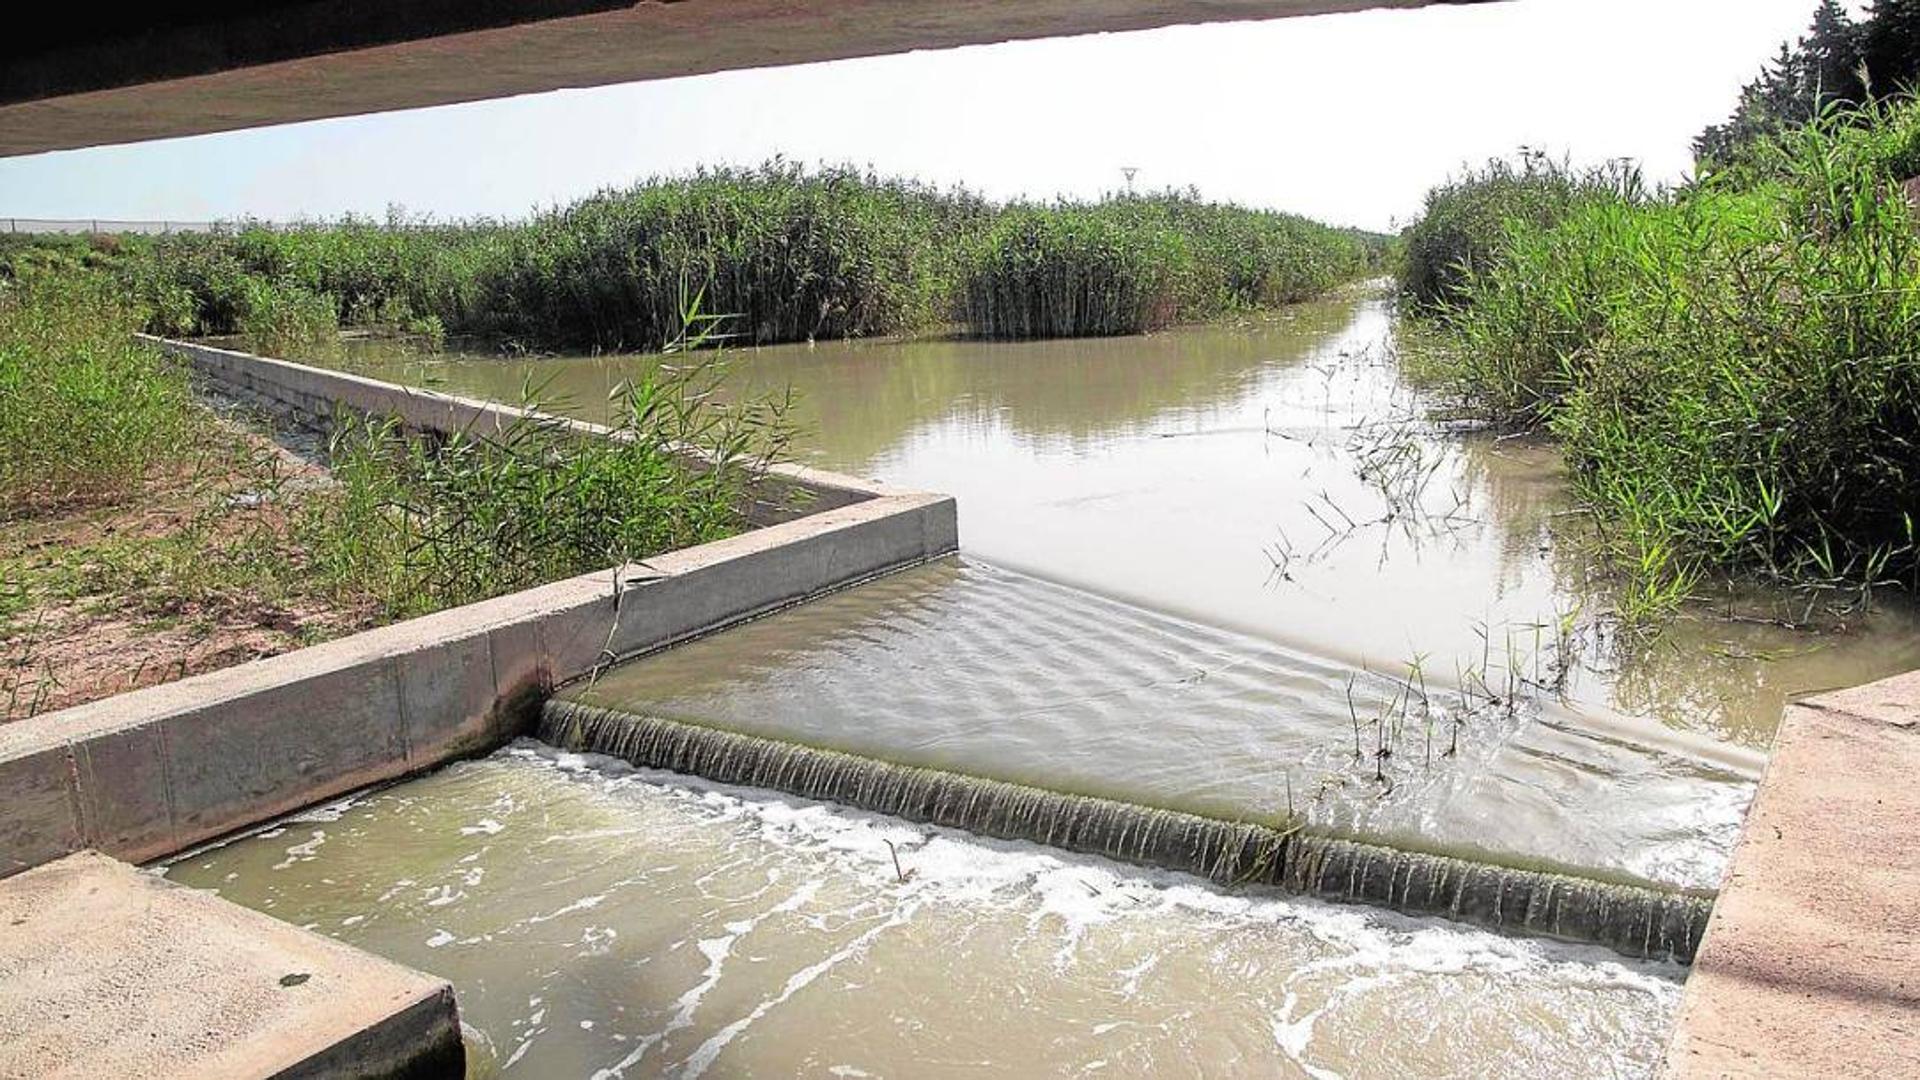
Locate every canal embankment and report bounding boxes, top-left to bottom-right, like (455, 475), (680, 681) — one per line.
(0, 334), (956, 876)
(0, 332), (953, 1076)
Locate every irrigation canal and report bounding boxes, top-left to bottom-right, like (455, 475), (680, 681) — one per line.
(169, 290), (1920, 1076)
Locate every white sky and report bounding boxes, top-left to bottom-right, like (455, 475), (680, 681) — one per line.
(0, 0), (1857, 233)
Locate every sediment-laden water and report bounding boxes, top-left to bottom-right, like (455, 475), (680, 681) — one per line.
(174, 288), (1920, 1074)
(307, 292), (1920, 747)
(537, 700), (1713, 962)
(165, 747), (1685, 1078)
(561, 558), (1751, 895)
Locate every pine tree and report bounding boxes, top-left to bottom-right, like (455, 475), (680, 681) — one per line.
(1802, 0), (1865, 106)
(1862, 0), (1920, 95)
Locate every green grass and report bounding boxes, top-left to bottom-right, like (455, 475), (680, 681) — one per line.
(299, 349), (793, 619)
(0, 268), (794, 715)
(1406, 99), (1920, 615)
(1397, 152), (1643, 312)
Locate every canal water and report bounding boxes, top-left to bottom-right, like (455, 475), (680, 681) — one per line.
(170, 291), (1920, 1076)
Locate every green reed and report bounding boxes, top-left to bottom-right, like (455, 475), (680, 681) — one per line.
(1408, 99), (1920, 613)
(959, 194), (1374, 339)
(300, 352), (794, 619)
(9, 162), (1379, 353)
(0, 268), (196, 512)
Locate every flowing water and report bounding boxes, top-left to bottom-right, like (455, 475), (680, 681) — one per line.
(172, 290), (1920, 1075)
(166, 747), (1684, 1077)
(558, 559), (1748, 896)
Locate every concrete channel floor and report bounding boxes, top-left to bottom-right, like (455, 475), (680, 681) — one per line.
(0, 851), (462, 1079)
(1663, 671), (1920, 1077)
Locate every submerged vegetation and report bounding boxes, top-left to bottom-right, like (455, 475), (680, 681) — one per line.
(1401, 97), (1920, 615)
(1, 162), (1382, 352)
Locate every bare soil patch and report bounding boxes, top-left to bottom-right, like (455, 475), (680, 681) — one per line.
(0, 414), (372, 721)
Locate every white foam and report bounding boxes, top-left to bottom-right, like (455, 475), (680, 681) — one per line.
(496, 741), (1686, 998)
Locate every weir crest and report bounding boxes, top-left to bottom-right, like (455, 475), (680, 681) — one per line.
(537, 700), (1713, 962)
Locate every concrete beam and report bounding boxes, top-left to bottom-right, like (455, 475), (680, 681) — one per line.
(0, 0), (1472, 157)
(0, 851), (463, 1078)
(1662, 671), (1920, 1077)
(0, 341), (957, 878)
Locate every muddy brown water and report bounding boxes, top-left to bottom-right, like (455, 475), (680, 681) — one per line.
(172, 292), (1920, 1076)
(289, 294), (1920, 748)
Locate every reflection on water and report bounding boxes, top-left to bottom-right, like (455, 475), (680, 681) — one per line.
(166, 747), (1683, 1079)
(308, 293), (1920, 747)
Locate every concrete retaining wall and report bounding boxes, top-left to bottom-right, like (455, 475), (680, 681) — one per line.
(154, 335), (879, 525)
(0, 341), (958, 878)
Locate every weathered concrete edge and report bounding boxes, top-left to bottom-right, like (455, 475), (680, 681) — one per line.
(146, 334), (910, 518)
(1660, 669), (1920, 1077)
(0, 850), (464, 1080)
(0, 342), (959, 878)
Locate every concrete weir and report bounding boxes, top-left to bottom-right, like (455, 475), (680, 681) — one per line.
(539, 701), (1714, 963)
(0, 339), (957, 1077)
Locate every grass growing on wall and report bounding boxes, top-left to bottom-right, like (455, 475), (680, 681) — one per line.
(1405, 100), (1920, 612)
(301, 356), (794, 618)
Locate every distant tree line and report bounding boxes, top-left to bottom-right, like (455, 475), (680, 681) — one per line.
(1695, 0), (1920, 166)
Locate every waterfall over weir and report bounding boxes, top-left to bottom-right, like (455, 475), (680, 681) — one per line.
(537, 701), (1712, 962)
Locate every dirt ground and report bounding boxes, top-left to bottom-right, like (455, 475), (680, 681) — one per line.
(0, 417), (372, 722)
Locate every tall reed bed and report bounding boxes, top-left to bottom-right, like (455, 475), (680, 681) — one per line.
(13, 164), (1378, 353)
(1398, 152), (1643, 311)
(0, 269), (195, 511)
(1408, 100), (1920, 607)
(481, 162), (984, 349)
(960, 195), (1373, 339)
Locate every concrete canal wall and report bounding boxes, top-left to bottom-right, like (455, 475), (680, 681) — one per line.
(0, 337), (954, 1076)
(0, 339), (958, 879)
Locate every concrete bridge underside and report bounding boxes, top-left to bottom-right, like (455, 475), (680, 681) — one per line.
(0, 0), (1479, 157)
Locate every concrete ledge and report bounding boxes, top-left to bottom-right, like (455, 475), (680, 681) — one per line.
(0, 851), (463, 1078)
(0, 342), (957, 877)
(149, 335), (891, 526)
(1662, 673), (1920, 1077)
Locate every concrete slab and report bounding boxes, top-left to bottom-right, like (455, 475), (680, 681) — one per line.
(0, 851), (462, 1079)
(1662, 676), (1920, 1077)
